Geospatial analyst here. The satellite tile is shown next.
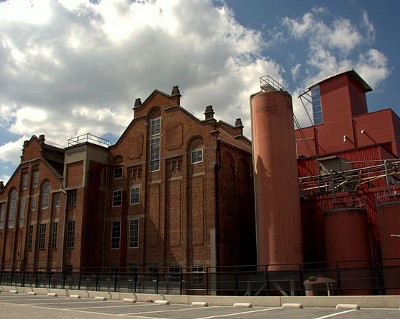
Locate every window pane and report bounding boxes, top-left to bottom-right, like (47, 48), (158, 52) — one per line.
(41, 181), (50, 209)
(112, 221), (121, 249)
(19, 198), (26, 227)
(114, 167), (123, 179)
(0, 203), (5, 229)
(32, 171), (39, 187)
(53, 192), (61, 207)
(52, 222), (58, 249)
(129, 219), (139, 248)
(113, 190), (122, 207)
(67, 189), (77, 207)
(191, 149), (203, 164)
(67, 221), (75, 248)
(8, 189), (17, 228)
(38, 223), (47, 250)
(311, 86), (323, 125)
(27, 225), (34, 250)
(130, 187), (140, 205)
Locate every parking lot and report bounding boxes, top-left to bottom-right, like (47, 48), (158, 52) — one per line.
(0, 291), (399, 319)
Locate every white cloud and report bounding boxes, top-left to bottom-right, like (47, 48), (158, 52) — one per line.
(0, 136), (28, 165)
(282, 7), (390, 127)
(0, 0), (281, 156)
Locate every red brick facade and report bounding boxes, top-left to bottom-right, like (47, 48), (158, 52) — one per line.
(0, 87), (255, 273)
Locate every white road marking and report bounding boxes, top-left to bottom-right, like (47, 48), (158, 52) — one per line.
(311, 309), (356, 319)
(192, 307), (281, 319)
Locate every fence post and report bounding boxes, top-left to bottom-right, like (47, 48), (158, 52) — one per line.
(234, 267), (239, 296)
(113, 269), (117, 292)
(206, 267), (209, 295)
(265, 265), (269, 296)
(78, 269), (82, 290)
(336, 262), (342, 292)
(179, 270), (183, 295)
(298, 264), (304, 296)
(96, 273), (99, 291)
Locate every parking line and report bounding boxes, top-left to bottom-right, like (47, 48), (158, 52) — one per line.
(119, 305), (221, 316)
(311, 309), (356, 319)
(193, 307), (281, 319)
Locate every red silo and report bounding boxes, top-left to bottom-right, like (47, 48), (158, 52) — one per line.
(377, 197), (400, 294)
(324, 205), (372, 294)
(250, 82), (303, 271)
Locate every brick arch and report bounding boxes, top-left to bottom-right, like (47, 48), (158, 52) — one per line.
(187, 136), (204, 152)
(147, 106), (161, 119)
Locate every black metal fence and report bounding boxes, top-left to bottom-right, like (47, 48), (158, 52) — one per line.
(1, 259), (399, 296)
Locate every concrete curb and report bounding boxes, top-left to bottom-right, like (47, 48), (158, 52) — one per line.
(233, 302), (252, 308)
(191, 301), (208, 307)
(94, 296), (107, 301)
(336, 304), (360, 310)
(27, 292), (37, 295)
(47, 293), (58, 297)
(282, 303), (303, 309)
(122, 298), (136, 303)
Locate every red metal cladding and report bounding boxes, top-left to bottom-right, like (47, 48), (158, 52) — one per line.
(251, 90), (303, 270)
(324, 206), (373, 295)
(376, 198), (400, 294)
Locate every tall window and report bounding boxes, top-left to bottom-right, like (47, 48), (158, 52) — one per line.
(130, 186), (140, 205)
(38, 223), (47, 250)
(149, 118), (161, 172)
(27, 225), (34, 250)
(311, 86), (323, 125)
(191, 266), (205, 285)
(51, 222), (58, 249)
(0, 203), (5, 229)
(114, 167), (123, 179)
(53, 192), (61, 207)
(8, 189), (17, 228)
(111, 220), (121, 249)
(41, 181), (50, 209)
(32, 171), (39, 187)
(113, 190), (122, 207)
(30, 197), (37, 212)
(19, 198), (26, 227)
(129, 219), (139, 248)
(67, 221), (75, 248)
(67, 189), (77, 207)
(21, 173), (28, 189)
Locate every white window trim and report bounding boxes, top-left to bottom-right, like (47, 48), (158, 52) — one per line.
(191, 149), (203, 164)
(112, 189), (123, 207)
(129, 218), (139, 249)
(130, 186), (140, 205)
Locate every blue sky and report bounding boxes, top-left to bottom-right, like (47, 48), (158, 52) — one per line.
(0, 0), (398, 185)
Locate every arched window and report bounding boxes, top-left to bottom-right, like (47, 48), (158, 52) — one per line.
(189, 138), (204, 164)
(8, 189), (17, 228)
(41, 181), (50, 209)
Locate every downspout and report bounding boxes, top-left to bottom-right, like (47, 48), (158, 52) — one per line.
(101, 166), (109, 271)
(214, 139), (221, 267)
(60, 187), (67, 272)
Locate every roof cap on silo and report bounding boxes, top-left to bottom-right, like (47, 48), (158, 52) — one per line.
(260, 75), (285, 92)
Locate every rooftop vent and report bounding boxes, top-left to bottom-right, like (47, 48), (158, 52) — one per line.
(260, 75), (285, 92)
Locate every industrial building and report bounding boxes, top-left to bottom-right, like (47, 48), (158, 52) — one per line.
(0, 86), (256, 275)
(0, 70), (399, 295)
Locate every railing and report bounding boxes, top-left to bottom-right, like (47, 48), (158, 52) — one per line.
(67, 133), (110, 147)
(1, 259), (399, 296)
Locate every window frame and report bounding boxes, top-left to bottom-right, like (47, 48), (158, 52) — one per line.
(51, 222), (58, 249)
(8, 189), (17, 228)
(67, 189), (77, 207)
(32, 171), (39, 188)
(53, 192), (61, 208)
(114, 167), (123, 179)
(38, 223), (47, 250)
(129, 218), (139, 249)
(111, 220), (121, 249)
(41, 181), (50, 209)
(112, 189), (122, 207)
(130, 186), (140, 205)
(311, 86), (323, 125)
(149, 117), (161, 172)
(27, 225), (34, 250)
(66, 220), (75, 248)
(191, 149), (203, 164)
(0, 203), (5, 229)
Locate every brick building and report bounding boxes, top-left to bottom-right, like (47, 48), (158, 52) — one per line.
(0, 86), (256, 274)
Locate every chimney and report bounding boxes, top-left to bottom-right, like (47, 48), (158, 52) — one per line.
(133, 98), (142, 109)
(204, 105), (215, 121)
(171, 85), (180, 96)
(235, 118), (243, 128)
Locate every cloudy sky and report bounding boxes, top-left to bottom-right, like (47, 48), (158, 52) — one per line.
(0, 0), (398, 184)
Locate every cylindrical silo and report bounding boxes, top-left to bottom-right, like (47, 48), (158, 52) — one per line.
(377, 196), (400, 294)
(324, 206), (372, 295)
(251, 88), (303, 271)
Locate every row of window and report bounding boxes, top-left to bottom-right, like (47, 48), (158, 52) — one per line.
(111, 219), (139, 249)
(21, 170), (40, 190)
(112, 186), (140, 207)
(26, 221), (75, 251)
(0, 189), (77, 230)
